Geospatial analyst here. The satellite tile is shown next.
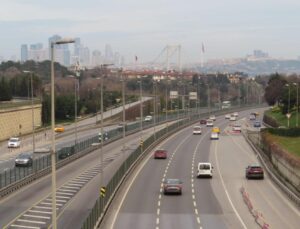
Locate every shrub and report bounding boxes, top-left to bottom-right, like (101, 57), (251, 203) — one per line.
(266, 127), (300, 137)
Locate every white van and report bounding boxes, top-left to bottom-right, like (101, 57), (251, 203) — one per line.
(206, 119), (214, 127)
(197, 162), (213, 178)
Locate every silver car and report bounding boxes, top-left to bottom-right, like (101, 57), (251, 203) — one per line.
(15, 153), (33, 167)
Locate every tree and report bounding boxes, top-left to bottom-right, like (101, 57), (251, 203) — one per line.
(0, 77), (12, 101)
(264, 73), (287, 105)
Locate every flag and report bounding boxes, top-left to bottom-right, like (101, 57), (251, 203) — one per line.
(202, 43), (205, 53)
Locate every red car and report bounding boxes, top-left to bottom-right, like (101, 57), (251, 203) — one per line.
(154, 149), (167, 159)
(200, 119), (207, 125)
(246, 165), (264, 179)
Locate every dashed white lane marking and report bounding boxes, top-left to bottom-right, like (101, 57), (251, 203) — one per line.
(23, 214), (50, 219)
(195, 209), (199, 215)
(156, 217), (160, 224)
(158, 201), (161, 206)
(10, 225), (39, 229)
(193, 201), (197, 207)
(197, 217), (201, 224)
(17, 219), (46, 224)
(157, 208), (160, 215)
(28, 210), (51, 214)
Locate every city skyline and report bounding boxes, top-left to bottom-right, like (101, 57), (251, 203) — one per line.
(1, 0), (300, 63)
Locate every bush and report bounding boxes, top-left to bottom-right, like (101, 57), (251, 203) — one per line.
(266, 127), (300, 137)
(263, 112), (279, 127)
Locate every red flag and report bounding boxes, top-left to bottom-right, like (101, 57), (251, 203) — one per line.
(202, 43), (205, 53)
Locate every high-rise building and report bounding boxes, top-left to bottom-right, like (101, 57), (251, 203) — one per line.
(91, 50), (102, 67)
(28, 43), (46, 62)
(21, 44), (28, 63)
(48, 34), (71, 66)
(74, 37), (81, 57)
(104, 44), (113, 64)
(81, 47), (90, 66)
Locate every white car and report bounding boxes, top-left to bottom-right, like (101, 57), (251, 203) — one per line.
(249, 115), (256, 120)
(193, 126), (202, 135)
(211, 132), (219, 140)
(206, 119), (214, 127)
(8, 137), (21, 148)
(229, 115), (236, 121)
(209, 115), (216, 121)
(232, 123), (242, 132)
(144, 115), (153, 122)
(233, 112), (239, 117)
(225, 114), (231, 119)
(197, 162), (213, 178)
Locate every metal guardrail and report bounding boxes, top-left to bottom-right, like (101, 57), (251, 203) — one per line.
(243, 130), (300, 207)
(81, 105), (262, 229)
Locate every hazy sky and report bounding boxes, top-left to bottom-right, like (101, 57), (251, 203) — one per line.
(1, 0), (300, 63)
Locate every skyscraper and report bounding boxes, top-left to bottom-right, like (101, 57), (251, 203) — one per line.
(48, 34), (71, 66)
(21, 44), (28, 63)
(104, 44), (113, 64)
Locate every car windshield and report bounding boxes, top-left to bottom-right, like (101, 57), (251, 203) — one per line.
(199, 164), (210, 170)
(165, 179), (181, 184)
(10, 139), (18, 142)
(17, 154), (30, 159)
(194, 127), (201, 131)
(250, 166), (262, 169)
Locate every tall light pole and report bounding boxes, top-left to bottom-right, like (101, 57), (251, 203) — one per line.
(207, 84), (211, 115)
(23, 70), (35, 153)
(138, 80), (143, 152)
(153, 79), (157, 140)
(120, 69), (126, 156)
(51, 38), (74, 229)
(285, 84), (291, 128)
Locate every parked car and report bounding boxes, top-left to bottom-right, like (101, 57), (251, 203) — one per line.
(197, 162), (213, 178)
(200, 119), (207, 125)
(232, 123), (242, 132)
(144, 115), (153, 122)
(54, 126), (65, 132)
(246, 165), (264, 179)
(193, 126), (202, 135)
(154, 149), (167, 159)
(163, 179), (183, 195)
(209, 115), (216, 121)
(225, 114), (231, 119)
(15, 153), (33, 167)
(211, 132), (219, 140)
(206, 119), (214, 127)
(8, 137), (21, 148)
(253, 121), (261, 128)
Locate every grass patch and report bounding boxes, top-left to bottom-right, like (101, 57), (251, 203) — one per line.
(269, 134), (300, 158)
(265, 109), (299, 128)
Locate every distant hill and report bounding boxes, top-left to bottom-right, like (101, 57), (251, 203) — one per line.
(197, 59), (300, 76)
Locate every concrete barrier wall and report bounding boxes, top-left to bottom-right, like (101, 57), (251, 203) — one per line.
(0, 104), (42, 141)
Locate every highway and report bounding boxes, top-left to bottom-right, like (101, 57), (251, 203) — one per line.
(0, 120), (171, 228)
(103, 108), (300, 229)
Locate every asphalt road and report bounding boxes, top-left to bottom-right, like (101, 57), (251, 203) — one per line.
(105, 108), (300, 229)
(0, 120), (172, 228)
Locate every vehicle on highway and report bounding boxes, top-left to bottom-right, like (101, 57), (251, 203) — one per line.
(211, 132), (219, 140)
(154, 149), (167, 159)
(206, 119), (214, 127)
(229, 115), (236, 121)
(246, 165), (264, 179)
(197, 162), (213, 178)
(212, 127), (220, 134)
(225, 114), (231, 119)
(251, 112), (259, 117)
(209, 115), (216, 121)
(8, 137), (21, 148)
(54, 126), (65, 132)
(193, 126), (202, 135)
(200, 119), (207, 125)
(253, 121), (261, 128)
(163, 179), (183, 195)
(232, 123), (242, 132)
(15, 153), (33, 167)
(249, 114), (256, 120)
(233, 112), (239, 117)
(144, 115), (153, 122)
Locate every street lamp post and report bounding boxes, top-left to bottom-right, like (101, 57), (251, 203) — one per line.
(50, 38), (74, 229)
(153, 80), (157, 140)
(138, 80), (143, 151)
(23, 71), (35, 153)
(286, 84), (291, 128)
(120, 69), (126, 156)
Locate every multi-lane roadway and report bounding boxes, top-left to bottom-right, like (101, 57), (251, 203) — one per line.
(104, 108), (299, 229)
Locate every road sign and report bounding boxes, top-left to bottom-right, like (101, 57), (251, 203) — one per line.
(170, 91), (178, 99)
(189, 92), (197, 100)
(286, 113), (291, 119)
(140, 139), (144, 146)
(100, 187), (106, 197)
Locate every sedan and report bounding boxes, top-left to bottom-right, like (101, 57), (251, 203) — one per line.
(253, 121), (261, 128)
(54, 126), (65, 132)
(200, 119), (207, 125)
(154, 149), (167, 159)
(163, 179), (183, 195)
(15, 153), (33, 167)
(225, 114), (231, 119)
(8, 137), (21, 148)
(211, 132), (219, 140)
(246, 165), (264, 179)
(209, 115), (216, 121)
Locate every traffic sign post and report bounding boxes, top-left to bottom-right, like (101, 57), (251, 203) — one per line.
(286, 113), (291, 128)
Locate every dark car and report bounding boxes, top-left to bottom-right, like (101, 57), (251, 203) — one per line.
(200, 119), (207, 125)
(246, 165), (264, 179)
(15, 153), (33, 167)
(154, 149), (167, 159)
(163, 179), (183, 195)
(253, 121), (261, 128)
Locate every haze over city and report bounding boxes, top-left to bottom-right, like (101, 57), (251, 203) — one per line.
(1, 0), (300, 63)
